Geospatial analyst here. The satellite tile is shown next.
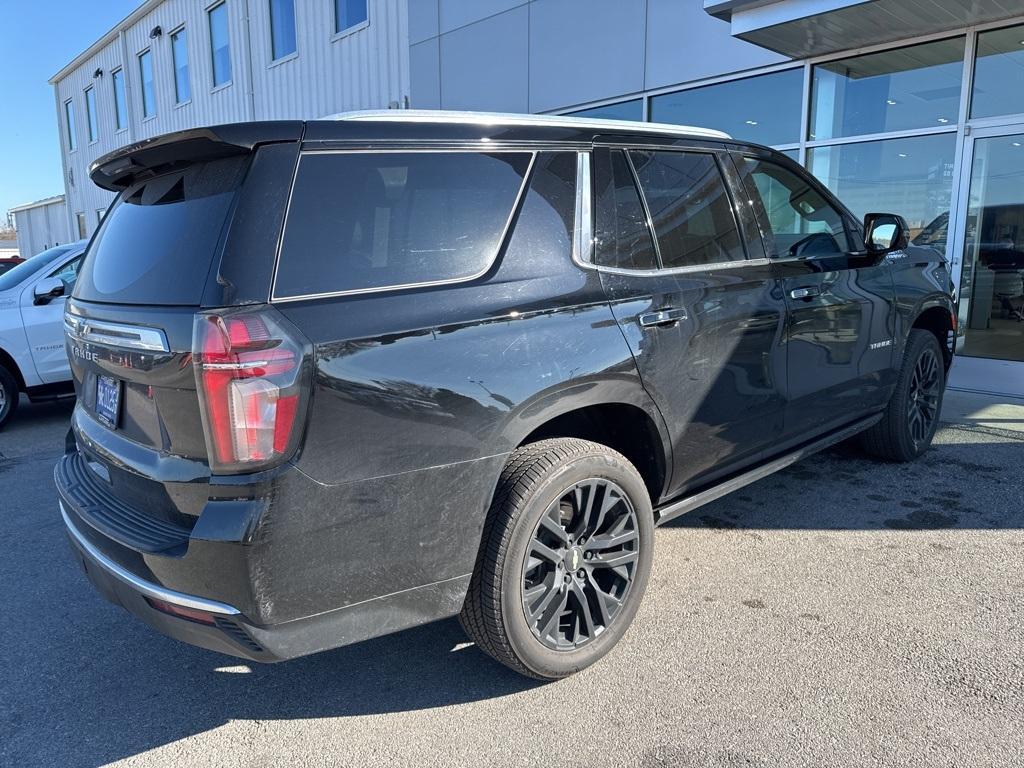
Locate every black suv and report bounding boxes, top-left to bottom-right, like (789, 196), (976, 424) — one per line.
(56, 112), (955, 680)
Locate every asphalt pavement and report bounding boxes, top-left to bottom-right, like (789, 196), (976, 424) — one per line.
(0, 390), (1021, 767)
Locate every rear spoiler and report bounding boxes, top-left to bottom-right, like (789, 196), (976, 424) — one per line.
(89, 121), (304, 191)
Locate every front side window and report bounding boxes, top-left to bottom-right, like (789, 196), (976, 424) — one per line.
(270, 0), (297, 59)
(138, 49), (156, 117)
(112, 69), (127, 130)
(208, 3), (232, 86)
(49, 255), (84, 292)
(85, 87), (98, 142)
(64, 99), (77, 151)
(593, 149), (658, 271)
(171, 28), (191, 103)
(335, 0), (367, 34)
(743, 158), (850, 259)
(275, 151), (532, 298)
(629, 150), (745, 268)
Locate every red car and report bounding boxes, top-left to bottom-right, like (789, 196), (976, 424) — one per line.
(0, 254), (25, 276)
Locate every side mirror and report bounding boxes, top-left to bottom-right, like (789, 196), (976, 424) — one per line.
(864, 212), (910, 253)
(33, 277), (65, 305)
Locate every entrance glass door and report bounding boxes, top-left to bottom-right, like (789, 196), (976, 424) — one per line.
(954, 128), (1024, 382)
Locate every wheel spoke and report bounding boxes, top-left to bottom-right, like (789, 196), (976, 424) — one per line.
(584, 573), (621, 626)
(586, 528), (637, 552)
(537, 507), (570, 545)
(528, 539), (563, 567)
(593, 549), (638, 570)
(571, 581), (597, 639)
(525, 577), (561, 622)
(536, 588), (570, 640)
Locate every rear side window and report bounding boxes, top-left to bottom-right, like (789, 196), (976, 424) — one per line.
(75, 155), (249, 305)
(593, 149), (658, 271)
(629, 150), (745, 268)
(742, 158), (850, 259)
(274, 151), (532, 298)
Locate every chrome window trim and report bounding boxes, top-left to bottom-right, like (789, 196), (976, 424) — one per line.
(60, 502), (240, 616)
(63, 316), (170, 353)
(270, 150), (537, 303)
(580, 257), (772, 278)
(572, 151), (593, 266)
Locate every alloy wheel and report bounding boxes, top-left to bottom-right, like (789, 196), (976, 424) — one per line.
(521, 478), (639, 651)
(907, 347), (940, 448)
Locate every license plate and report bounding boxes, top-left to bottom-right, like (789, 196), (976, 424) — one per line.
(95, 375), (121, 428)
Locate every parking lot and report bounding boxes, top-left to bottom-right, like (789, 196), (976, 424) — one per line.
(1, 392), (1021, 768)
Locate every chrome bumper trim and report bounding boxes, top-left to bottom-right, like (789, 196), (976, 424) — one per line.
(60, 502), (240, 616)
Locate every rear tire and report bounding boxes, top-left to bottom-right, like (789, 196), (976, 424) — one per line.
(861, 329), (945, 462)
(0, 365), (19, 430)
(460, 438), (654, 680)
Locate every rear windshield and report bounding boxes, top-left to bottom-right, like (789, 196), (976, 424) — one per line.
(273, 151), (532, 299)
(74, 155), (249, 305)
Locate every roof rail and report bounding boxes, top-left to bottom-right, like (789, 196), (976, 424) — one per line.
(323, 109), (731, 141)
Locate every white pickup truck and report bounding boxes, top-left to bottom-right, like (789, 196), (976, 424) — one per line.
(0, 240), (88, 428)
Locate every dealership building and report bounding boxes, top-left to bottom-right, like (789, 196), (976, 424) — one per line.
(17, 0), (1024, 393)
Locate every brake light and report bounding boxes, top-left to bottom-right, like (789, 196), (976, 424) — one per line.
(193, 308), (310, 473)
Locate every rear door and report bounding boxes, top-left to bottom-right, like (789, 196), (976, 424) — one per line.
(20, 250), (84, 383)
(735, 151), (896, 440)
(592, 143), (787, 499)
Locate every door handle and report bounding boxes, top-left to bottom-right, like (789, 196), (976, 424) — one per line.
(639, 308), (687, 328)
(789, 286), (821, 300)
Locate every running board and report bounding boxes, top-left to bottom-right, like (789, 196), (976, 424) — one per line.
(654, 413), (883, 526)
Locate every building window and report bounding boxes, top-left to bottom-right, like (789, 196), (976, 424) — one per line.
(138, 49), (156, 117)
(808, 134), (957, 242)
(84, 87), (98, 142)
(334, 0), (367, 35)
(208, 2), (232, 86)
(810, 37), (965, 141)
(651, 69), (803, 147)
(971, 23), (1024, 120)
(269, 0), (297, 60)
(171, 27), (191, 103)
(76, 213), (87, 239)
(112, 68), (127, 130)
(64, 99), (77, 151)
(567, 99), (643, 122)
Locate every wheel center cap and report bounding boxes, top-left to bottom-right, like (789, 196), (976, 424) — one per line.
(565, 547), (583, 572)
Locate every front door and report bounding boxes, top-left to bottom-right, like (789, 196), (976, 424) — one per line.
(591, 145), (787, 499)
(949, 125), (1024, 396)
(21, 253), (83, 383)
(736, 153), (897, 440)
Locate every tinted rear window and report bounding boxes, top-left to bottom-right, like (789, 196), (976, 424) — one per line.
(273, 151), (532, 299)
(74, 155), (248, 305)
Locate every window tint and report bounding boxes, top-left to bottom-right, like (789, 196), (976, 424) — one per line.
(209, 3), (232, 86)
(743, 158), (850, 259)
(275, 151), (532, 298)
(112, 69), (127, 130)
(335, 0), (368, 33)
(593, 149), (658, 271)
(138, 49), (155, 117)
(270, 0), (297, 59)
(75, 155), (249, 306)
(171, 28), (191, 104)
(501, 152), (577, 277)
(629, 150), (745, 268)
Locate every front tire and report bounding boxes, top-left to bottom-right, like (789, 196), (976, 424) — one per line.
(460, 438), (654, 680)
(861, 329), (945, 462)
(0, 365), (19, 430)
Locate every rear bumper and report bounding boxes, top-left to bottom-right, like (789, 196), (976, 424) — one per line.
(61, 500), (472, 662)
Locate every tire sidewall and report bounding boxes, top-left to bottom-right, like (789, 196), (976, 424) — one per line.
(892, 331), (945, 459)
(0, 366), (17, 429)
(499, 450), (654, 679)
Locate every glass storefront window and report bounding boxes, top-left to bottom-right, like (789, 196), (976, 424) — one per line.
(971, 23), (1024, 119)
(567, 99), (643, 121)
(810, 37), (965, 140)
(808, 133), (957, 242)
(958, 133), (1024, 362)
(650, 69), (803, 146)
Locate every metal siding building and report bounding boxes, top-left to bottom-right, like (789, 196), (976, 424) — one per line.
(50, 0), (409, 236)
(9, 196), (72, 258)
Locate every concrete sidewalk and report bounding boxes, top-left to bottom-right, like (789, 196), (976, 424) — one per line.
(942, 387), (1024, 434)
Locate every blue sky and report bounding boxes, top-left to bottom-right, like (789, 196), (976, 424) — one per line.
(1, 1), (140, 221)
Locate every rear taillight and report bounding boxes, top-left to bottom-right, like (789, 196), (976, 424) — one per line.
(193, 307), (310, 474)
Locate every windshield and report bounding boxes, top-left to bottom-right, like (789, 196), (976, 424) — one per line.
(0, 244), (77, 292)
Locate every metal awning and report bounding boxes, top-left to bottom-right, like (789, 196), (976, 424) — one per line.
(705, 0), (1024, 58)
